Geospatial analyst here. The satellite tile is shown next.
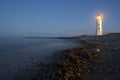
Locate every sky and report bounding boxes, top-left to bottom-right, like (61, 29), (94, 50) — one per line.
(0, 0), (120, 37)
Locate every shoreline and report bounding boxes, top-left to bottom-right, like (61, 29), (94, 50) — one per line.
(14, 33), (120, 80)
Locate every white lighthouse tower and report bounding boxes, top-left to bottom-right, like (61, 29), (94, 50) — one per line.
(96, 13), (103, 35)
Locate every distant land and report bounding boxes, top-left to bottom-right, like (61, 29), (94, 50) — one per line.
(24, 32), (120, 39)
(24, 36), (72, 39)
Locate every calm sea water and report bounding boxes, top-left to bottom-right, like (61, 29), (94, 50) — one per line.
(0, 37), (79, 80)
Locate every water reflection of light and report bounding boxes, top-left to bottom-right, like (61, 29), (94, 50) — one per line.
(24, 38), (27, 48)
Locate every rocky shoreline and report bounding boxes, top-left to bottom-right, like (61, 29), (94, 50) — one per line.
(49, 42), (102, 80)
(14, 33), (120, 80)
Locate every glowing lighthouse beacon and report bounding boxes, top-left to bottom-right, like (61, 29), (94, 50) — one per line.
(96, 13), (103, 35)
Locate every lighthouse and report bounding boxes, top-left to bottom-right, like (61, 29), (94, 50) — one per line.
(96, 13), (103, 35)
(24, 33), (27, 38)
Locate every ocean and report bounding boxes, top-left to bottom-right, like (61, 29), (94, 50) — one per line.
(0, 37), (79, 80)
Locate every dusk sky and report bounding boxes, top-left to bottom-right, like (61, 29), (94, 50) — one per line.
(0, 0), (120, 37)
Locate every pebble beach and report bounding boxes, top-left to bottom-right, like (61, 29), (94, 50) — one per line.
(13, 33), (120, 80)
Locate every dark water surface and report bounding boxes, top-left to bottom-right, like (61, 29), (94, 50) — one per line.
(0, 37), (79, 80)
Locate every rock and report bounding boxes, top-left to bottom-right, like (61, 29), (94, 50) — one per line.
(77, 73), (81, 76)
(108, 68), (111, 72)
(47, 42), (102, 80)
(99, 68), (102, 72)
(116, 69), (118, 73)
(88, 69), (91, 72)
(96, 49), (100, 52)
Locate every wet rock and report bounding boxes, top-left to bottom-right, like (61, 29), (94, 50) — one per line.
(48, 42), (102, 80)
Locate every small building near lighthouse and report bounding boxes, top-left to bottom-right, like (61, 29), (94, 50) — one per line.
(96, 13), (103, 35)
